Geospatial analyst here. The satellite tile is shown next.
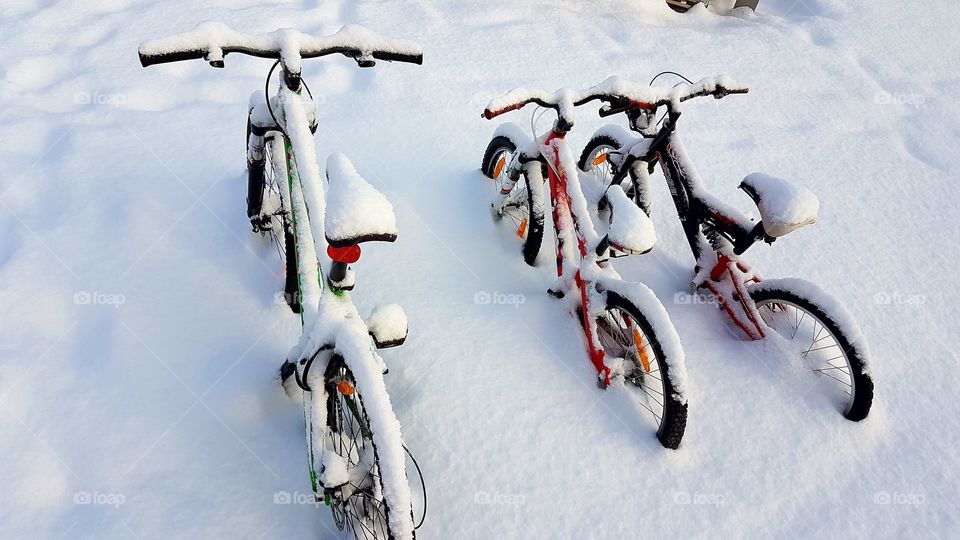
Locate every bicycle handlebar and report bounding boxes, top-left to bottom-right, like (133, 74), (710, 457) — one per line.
(138, 22), (424, 70)
(483, 75), (748, 124)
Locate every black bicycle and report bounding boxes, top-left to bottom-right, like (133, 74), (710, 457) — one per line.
(578, 74), (873, 421)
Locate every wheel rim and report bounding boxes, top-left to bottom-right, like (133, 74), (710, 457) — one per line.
(261, 137), (289, 259)
(325, 369), (391, 539)
(754, 298), (857, 414)
(489, 148), (531, 239)
(583, 144), (618, 187)
(595, 307), (670, 431)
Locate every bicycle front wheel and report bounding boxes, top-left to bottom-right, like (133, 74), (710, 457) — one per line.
(481, 134), (544, 266)
(323, 356), (415, 539)
(595, 290), (688, 449)
(750, 278), (874, 421)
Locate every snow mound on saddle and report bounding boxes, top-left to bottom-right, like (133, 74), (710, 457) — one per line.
(741, 173), (819, 237)
(605, 185), (656, 254)
(324, 153), (397, 246)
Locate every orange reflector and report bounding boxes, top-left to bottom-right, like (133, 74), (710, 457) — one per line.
(516, 217), (528, 238)
(633, 329), (651, 373)
(337, 380), (355, 396)
(493, 156), (506, 178)
(591, 153), (609, 167)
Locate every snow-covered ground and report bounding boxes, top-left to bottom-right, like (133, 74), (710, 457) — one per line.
(1, 0), (958, 537)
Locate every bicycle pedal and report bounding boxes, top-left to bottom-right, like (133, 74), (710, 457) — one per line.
(547, 288), (565, 299)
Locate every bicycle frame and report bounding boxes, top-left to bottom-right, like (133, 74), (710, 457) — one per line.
(512, 127), (639, 386)
(258, 66), (415, 537)
(609, 116), (770, 340)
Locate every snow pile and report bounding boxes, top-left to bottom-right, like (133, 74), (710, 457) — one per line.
(324, 153), (398, 246)
(741, 173), (819, 237)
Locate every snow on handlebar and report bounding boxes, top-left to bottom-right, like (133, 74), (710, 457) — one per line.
(482, 75), (748, 124)
(138, 22), (424, 71)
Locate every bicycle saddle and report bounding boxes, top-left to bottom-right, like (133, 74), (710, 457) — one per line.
(324, 153), (398, 247)
(605, 184), (657, 254)
(739, 173), (819, 238)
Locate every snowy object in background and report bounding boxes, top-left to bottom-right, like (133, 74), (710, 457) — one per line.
(605, 185), (657, 254)
(366, 304), (408, 349)
(667, 0), (758, 13)
(740, 173), (819, 237)
(324, 153), (398, 247)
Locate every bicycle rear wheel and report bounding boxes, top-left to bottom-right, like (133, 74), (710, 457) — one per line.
(323, 356), (414, 539)
(594, 291), (688, 449)
(481, 135), (544, 266)
(749, 279), (874, 421)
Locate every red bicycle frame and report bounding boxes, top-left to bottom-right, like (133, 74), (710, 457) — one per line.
(542, 132), (613, 385)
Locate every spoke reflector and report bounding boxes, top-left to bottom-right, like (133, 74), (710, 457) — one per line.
(633, 328), (651, 373)
(337, 380), (355, 396)
(516, 217), (528, 238)
(592, 153), (609, 166)
(493, 156), (506, 177)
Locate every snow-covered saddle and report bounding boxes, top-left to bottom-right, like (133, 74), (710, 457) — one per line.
(324, 153), (398, 247)
(739, 173), (819, 238)
(605, 184), (656, 254)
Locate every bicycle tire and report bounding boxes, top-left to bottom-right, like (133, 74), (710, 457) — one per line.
(749, 279), (874, 421)
(323, 355), (415, 539)
(481, 135), (544, 266)
(597, 290), (688, 449)
(246, 120), (301, 313)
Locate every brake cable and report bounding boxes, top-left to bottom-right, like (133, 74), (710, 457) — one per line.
(264, 59), (316, 137)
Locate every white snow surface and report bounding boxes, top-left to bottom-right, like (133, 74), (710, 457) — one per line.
(1, 1), (958, 538)
(324, 152), (398, 245)
(742, 172), (819, 237)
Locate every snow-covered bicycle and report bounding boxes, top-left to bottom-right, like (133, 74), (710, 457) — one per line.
(139, 23), (424, 539)
(481, 85), (689, 449)
(577, 74), (873, 421)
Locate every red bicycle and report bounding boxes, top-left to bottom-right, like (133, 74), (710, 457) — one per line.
(480, 85), (690, 449)
(578, 75), (873, 421)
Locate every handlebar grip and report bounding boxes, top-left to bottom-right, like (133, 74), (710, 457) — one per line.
(139, 49), (206, 68)
(599, 104), (628, 118)
(372, 50), (424, 65)
(483, 101), (525, 120)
